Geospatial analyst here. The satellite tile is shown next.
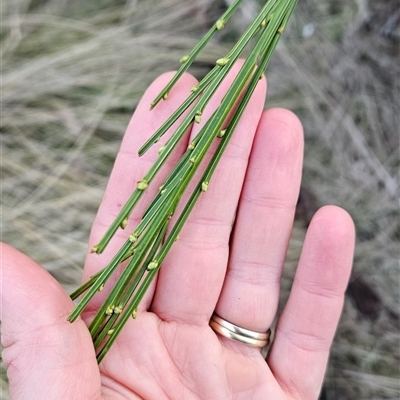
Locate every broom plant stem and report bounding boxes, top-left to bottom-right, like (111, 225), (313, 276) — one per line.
(70, 269), (103, 301)
(93, 221), (168, 349)
(88, 209), (173, 336)
(150, 0), (245, 109)
(93, 0), (284, 255)
(69, 0), (298, 363)
(68, 240), (132, 322)
(95, 29), (270, 351)
(139, 66), (220, 156)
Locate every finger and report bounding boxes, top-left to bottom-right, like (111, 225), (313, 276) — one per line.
(0, 243), (101, 399)
(215, 108), (303, 333)
(151, 61), (267, 324)
(267, 207), (355, 399)
(83, 72), (198, 312)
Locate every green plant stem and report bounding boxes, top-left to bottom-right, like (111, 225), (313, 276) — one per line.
(153, 16), (289, 268)
(93, 0), (282, 255)
(70, 269), (103, 301)
(68, 240), (133, 322)
(88, 210), (172, 335)
(150, 0), (245, 109)
(139, 67), (220, 155)
(95, 16), (287, 359)
(93, 221), (168, 349)
(69, 0), (299, 364)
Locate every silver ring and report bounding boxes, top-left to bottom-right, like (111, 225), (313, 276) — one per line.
(210, 313), (271, 348)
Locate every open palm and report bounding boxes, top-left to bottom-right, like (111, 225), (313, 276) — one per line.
(1, 64), (355, 400)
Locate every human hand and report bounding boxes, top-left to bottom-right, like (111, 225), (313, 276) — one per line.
(1, 63), (355, 400)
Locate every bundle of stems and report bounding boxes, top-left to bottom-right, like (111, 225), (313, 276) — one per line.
(68, 0), (298, 363)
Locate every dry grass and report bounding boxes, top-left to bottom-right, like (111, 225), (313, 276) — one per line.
(1, 0), (399, 398)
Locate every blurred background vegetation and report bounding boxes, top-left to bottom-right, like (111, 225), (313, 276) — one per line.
(1, 0), (399, 398)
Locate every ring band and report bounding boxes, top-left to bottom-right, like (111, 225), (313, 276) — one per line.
(210, 313), (271, 348)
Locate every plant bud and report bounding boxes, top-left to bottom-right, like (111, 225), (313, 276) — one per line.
(106, 306), (114, 316)
(129, 234), (138, 243)
(217, 129), (226, 138)
(120, 218), (128, 229)
(137, 180), (148, 190)
(114, 306), (122, 314)
(90, 245), (99, 253)
(216, 57), (229, 66)
(261, 19), (267, 29)
(216, 19), (225, 30)
(147, 261), (158, 270)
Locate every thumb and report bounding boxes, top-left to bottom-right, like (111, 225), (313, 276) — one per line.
(0, 243), (102, 400)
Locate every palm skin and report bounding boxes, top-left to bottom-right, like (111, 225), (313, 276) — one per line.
(1, 64), (355, 400)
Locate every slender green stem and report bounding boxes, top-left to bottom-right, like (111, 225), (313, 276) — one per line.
(88, 211), (171, 335)
(95, 41), (263, 351)
(150, 0), (245, 109)
(69, 0), (299, 364)
(70, 269), (103, 301)
(68, 240), (132, 322)
(95, 174), (196, 362)
(93, 221), (168, 349)
(139, 67), (220, 156)
(141, 3), (296, 274)
(139, 114), (215, 224)
(134, 163), (192, 237)
(92, 0), (281, 255)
